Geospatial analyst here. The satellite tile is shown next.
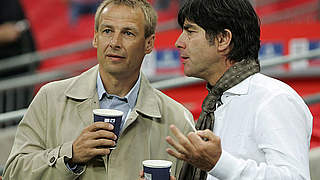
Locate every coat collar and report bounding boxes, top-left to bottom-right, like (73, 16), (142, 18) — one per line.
(64, 65), (99, 100)
(121, 73), (162, 132)
(63, 65), (99, 127)
(64, 64), (161, 119)
(134, 74), (161, 118)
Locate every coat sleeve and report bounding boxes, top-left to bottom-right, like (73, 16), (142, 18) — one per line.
(174, 108), (195, 179)
(3, 85), (85, 180)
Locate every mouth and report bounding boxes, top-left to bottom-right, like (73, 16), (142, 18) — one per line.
(106, 54), (125, 61)
(180, 55), (190, 63)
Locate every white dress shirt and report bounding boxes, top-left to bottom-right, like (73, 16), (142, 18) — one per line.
(207, 73), (313, 180)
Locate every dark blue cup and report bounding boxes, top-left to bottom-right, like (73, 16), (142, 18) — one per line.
(93, 109), (123, 149)
(143, 160), (172, 180)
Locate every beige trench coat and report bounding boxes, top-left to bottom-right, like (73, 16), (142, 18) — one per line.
(3, 65), (194, 180)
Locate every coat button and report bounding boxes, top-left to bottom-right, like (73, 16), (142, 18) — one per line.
(50, 157), (55, 163)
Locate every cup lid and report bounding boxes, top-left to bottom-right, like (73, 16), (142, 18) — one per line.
(142, 160), (172, 168)
(93, 109), (123, 116)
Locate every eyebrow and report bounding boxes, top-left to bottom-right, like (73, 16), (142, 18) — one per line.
(99, 23), (112, 30)
(122, 26), (139, 34)
(183, 23), (196, 30)
(99, 24), (139, 33)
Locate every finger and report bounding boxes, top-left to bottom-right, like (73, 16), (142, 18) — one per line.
(91, 138), (116, 148)
(93, 129), (117, 140)
(93, 147), (111, 156)
(197, 129), (216, 141)
(170, 176), (176, 180)
(169, 125), (195, 152)
(166, 148), (187, 161)
(87, 122), (114, 132)
(187, 132), (204, 148)
(166, 136), (188, 155)
(139, 170), (144, 178)
(82, 147), (111, 158)
(73, 138), (115, 150)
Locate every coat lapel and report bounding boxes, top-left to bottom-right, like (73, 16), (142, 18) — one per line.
(76, 96), (99, 127)
(121, 73), (162, 132)
(64, 65), (100, 126)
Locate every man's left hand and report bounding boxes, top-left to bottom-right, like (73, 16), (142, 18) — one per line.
(139, 171), (176, 180)
(166, 125), (222, 171)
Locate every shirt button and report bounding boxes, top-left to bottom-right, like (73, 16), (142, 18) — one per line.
(50, 157), (55, 163)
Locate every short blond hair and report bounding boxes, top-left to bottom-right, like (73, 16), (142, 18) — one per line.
(94, 0), (157, 38)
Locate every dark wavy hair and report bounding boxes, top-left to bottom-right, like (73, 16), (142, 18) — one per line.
(178, 0), (261, 62)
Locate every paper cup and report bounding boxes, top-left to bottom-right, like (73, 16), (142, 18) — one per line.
(143, 160), (172, 180)
(93, 109), (123, 149)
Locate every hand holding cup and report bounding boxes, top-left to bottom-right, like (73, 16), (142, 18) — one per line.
(71, 122), (117, 164)
(70, 109), (123, 164)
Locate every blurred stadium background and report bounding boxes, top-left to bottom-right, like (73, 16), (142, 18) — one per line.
(0, 0), (320, 179)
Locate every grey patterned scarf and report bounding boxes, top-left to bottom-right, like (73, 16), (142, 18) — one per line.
(178, 59), (260, 180)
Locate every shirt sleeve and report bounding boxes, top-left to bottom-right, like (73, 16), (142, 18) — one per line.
(208, 93), (312, 179)
(65, 160), (85, 174)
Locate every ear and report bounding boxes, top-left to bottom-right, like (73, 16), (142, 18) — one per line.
(144, 34), (155, 54)
(217, 29), (232, 53)
(92, 32), (98, 48)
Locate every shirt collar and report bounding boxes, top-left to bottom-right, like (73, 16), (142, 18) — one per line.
(96, 71), (141, 109)
(224, 74), (253, 96)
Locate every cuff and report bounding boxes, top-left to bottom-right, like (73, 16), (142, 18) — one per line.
(208, 150), (244, 179)
(65, 160), (85, 174)
(56, 141), (86, 177)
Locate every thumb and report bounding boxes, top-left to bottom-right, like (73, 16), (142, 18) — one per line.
(197, 129), (215, 141)
(139, 170), (144, 178)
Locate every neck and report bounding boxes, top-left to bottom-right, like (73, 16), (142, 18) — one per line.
(99, 69), (139, 97)
(207, 58), (234, 86)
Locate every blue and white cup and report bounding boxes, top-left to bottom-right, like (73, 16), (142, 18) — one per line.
(93, 109), (123, 149)
(143, 160), (172, 180)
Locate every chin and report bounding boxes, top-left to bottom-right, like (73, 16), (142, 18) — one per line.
(184, 71), (202, 79)
(184, 71), (194, 77)
(184, 67), (194, 77)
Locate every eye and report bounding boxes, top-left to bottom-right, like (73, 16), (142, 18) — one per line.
(186, 30), (195, 34)
(102, 29), (112, 34)
(124, 31), (135, 37)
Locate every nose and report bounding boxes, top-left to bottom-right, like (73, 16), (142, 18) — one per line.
(110, 32), (122, 49)
(175, 33), (186, 49)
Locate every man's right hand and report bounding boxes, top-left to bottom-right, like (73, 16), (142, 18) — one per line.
(70, 122), (117, 164)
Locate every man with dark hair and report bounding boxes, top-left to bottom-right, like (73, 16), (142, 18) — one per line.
(166, 0), (313, 179)
(3, 0), (193, 179)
